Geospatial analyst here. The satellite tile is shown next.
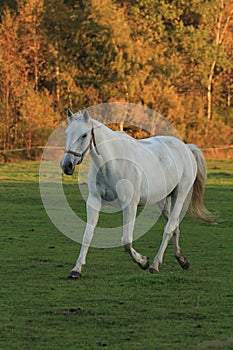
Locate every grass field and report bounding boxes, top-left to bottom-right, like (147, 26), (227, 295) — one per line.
(0, 159), (233, 350)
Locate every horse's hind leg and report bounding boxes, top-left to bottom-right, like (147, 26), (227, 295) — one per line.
(148, 197), (172, 274)
(173, 226), (190, 270)
(172, 191), (191, 270)
(122, 203), (149, 270)
(149, 228), (173, 274)
(149, 190), (190, 274)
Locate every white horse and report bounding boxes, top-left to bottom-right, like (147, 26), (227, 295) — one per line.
(60, 108), (213, 279)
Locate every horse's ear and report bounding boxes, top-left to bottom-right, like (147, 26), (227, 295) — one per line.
(67, 108), (73, 119)
(83, 109), (89, 122)
(67, 108), (74, 124)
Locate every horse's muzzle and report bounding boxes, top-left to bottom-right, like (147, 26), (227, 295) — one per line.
(63, 161), (75, 175)
(60, 154), (76, 175)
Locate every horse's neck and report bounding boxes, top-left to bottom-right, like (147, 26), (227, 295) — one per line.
(92, 119), (110, 137)
(91, 119), (104, 132)
(91, 119), (114, 161)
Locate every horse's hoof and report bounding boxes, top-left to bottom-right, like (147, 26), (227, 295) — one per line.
(181, 257), (190, 270)
(67, 271), (81, 279)
(148, 267), (159, 274)
(176, 256), (190, 270)
(138, 257), (149, 270)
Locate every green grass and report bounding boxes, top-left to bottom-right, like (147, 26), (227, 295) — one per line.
(0, 160), (233, 350)
(206, 159), (233, 185)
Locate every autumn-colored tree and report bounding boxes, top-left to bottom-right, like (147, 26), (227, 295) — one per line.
(0, 8), (27, 150)
(0, 0), (232, 160)
(17, 0), (45, 91)
(0, 1), (59, 156)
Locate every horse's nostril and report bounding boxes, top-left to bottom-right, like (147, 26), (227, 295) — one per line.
(67, 162), (73, 170)
(63, 160), (74, 175)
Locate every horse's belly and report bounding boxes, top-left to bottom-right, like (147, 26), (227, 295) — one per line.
(139, 184), (173, 205)
(138, 158), (180, 205)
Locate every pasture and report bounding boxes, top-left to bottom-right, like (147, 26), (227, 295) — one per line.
(0, 160), (233, 350)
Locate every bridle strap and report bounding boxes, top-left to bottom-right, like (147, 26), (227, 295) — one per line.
(65, 126), (100, 159)
(91, 127), (100, 155)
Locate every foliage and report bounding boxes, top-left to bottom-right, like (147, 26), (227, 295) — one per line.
(0, 0), (232, 160)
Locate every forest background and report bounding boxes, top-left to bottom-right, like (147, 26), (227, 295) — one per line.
(0, 0), (232, 161)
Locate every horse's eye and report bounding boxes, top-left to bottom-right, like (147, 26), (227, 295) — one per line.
(82, 133), (87, 139)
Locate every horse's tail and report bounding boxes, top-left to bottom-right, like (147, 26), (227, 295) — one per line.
(187, 144), (215, 224)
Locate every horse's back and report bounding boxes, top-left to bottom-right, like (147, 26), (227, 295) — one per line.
(136, 136), (197, 204)
(139, 135), (195, 171)
(137, 135), (189, 175)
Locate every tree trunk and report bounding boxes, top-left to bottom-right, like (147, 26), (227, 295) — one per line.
(33, 8), (39, 91)
(4, 73), (10, 151)
(55, 64), (60, 108)
(207, 0), (232, 124)
(119, 121), (124, 131)
(207, 60), (216, 123)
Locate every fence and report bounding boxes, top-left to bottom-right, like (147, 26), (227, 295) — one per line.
(0, 145), (232, 162)
(202, 145), (233, 160)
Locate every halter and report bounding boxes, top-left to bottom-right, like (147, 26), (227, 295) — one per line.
(65, 126), (100, 161)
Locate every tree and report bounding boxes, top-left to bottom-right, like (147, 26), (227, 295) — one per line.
(0, 0), (232, 159)
(206, 0), (233, 124)
(0, 7), (27, 150)
(43, 0), (78, 111)
(17, 0), (45, 91)
(0, 1), (59, 155)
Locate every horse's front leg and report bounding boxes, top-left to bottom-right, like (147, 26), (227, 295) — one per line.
(68, 194), (101, 279)
(122, 203), (149, 270)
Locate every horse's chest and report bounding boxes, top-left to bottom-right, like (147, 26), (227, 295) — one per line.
(96, 167), (118, 202)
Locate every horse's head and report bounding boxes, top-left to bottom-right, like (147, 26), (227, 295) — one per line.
(60, 108), (93, 175)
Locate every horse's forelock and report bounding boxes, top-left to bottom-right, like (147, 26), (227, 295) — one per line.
(72, 111), (82, 120)
(72, 110), (90, 122)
